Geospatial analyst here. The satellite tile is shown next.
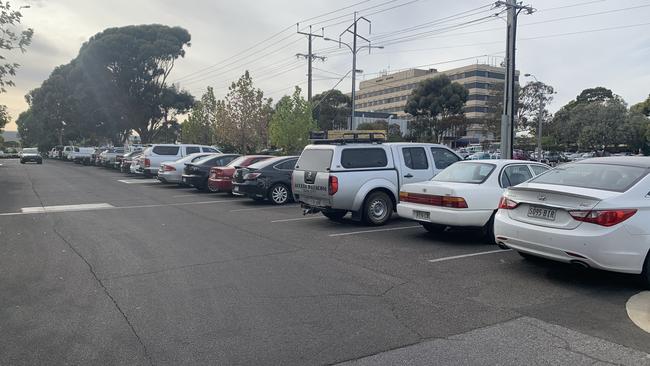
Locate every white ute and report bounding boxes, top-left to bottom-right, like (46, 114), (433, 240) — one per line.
(292, 131), (462, 225)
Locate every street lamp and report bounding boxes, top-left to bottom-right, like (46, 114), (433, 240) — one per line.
(322, 37), (384, 129)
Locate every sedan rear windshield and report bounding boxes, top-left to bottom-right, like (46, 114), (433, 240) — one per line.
(432, 162), (496, 184)
(23, 148), (38, 153)
(296, 149), (333, 171)
(529, 163), (648, 192)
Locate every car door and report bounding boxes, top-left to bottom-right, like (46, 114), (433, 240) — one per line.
(399, 146), (433, 185)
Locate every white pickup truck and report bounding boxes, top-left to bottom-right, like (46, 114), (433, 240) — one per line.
(292, 133), (462, 225)
(70, 147), (96, 164)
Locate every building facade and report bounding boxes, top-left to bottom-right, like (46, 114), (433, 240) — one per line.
(354, 64), (518, 141)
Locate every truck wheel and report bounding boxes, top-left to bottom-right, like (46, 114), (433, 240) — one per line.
(322, 210), (347, 221)
(269, 183), (290, 205)
(421, 222), (446, 233)
(362, 191), (393, 226)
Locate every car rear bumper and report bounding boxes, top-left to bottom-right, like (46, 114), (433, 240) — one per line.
(232, 181), (265, 198)
(397, 202), (493, 227)
(494, 210), (649, 274)
(181, 174), (206, 187)
(158, 171), (181, 184)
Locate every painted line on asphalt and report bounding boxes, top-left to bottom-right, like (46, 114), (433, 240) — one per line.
(271, 216), (325, 223)
(427, 249), (513, 263)
(0, 200), (237, 216)
(328, 225), (421, 237)
(21, 203), (115, 213)
(626, 291), (650, 333)
(230, 205), (299, 212)
(117, 179), (160, 184)
(172, 193), (221, 198)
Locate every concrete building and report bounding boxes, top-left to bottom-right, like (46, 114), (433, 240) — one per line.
(354, 63), (518, 141)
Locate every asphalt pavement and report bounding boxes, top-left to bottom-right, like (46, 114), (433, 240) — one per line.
(1, 158), (649, 365)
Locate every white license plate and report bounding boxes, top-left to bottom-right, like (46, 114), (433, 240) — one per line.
(527, 206), (557, 221)
(414, 210), (430, 220)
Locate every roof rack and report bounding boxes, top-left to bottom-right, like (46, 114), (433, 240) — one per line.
(309, 130), (387, 145)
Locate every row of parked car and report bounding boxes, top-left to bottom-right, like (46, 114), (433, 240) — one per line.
(54, 132), (650, 286)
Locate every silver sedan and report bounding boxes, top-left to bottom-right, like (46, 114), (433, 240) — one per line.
(157, 153), (218, 184)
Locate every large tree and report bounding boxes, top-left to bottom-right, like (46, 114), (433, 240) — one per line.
(75, 24), (194, 143)
(404, 74), (468, 142)
(269, 87), (315, 154)
(181, 87), (218, 144)
(631, 94), (650, 117)
(216, 71), (272, 154)
(517, 81), (555, 133)
(311, 89), (351, 130)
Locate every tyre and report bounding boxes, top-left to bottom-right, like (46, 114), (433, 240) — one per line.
(268, 183), (290, 205)
(482, 213), (496, 244)
(421, 222), (446, 233)
(322, 210), (347, 221)
(362, 191), (393, 226)
(642, 251), (650, 288)
(207, 180), (220, 193)
(20, 160), (25, 164)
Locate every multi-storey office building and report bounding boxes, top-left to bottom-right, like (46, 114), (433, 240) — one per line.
(354, 64), (518, 141)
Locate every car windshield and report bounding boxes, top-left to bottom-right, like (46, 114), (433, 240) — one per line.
(432, 162), (496, 184)
(248, 156), (286, 170)
(296, 149), (333, 171)
(23, 148), (38, 153)
(227, 156), (248, 167)
(529, 163), (648, 192)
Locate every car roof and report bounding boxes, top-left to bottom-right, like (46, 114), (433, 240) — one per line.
(574, 156), (650, 168)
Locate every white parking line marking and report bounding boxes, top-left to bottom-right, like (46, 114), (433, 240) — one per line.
(626, 291), (650, 333)
(0, 200), (236, 216)
(230, 205), (299, 212)
(117, 179), (160, 184)
(172, 193), (219, 198)
(427, 249), (512, 263)
(271, 216), (324, 223)
(21, 203), (114, 213)
(328, 225), (421, 237)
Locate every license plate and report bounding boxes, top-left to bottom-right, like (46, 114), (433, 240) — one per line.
(527, 206), (557, 221)
(414, 210), (430, 220)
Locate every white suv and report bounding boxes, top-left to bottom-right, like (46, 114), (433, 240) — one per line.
(141, 144), (220, 176)
(292, 134), (462, 225)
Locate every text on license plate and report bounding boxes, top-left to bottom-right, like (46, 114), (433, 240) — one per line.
(414, 210), (430, 220)
(527, 206), (556, 221)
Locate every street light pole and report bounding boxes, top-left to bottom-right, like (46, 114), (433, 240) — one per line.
(351, 13), (358, 129)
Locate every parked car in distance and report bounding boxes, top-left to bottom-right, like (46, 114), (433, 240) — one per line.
(120, 151), (141, 173)
(207, 155), (273, 193)
(90, 148), (105, 165)
(292, 134), (462, 225)
(157, 152), (218, 184)
(98, 147), (125, 168)
(181, 154), (240, 191)
(61, 145), (75, 161)
(397, 160), (549, 242)
(512, 149), (529, 160)
(467, 152), (492, 160)
(141, 144), (221, 177)
(494, 157), (650, 285)
(19, 148), (43, 164)
(70, 147), (95, 164)
(233, 156), (299, 204)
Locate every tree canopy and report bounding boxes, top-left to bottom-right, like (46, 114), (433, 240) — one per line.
(311, 89), (351, 130)
(268, 87), (315, 154)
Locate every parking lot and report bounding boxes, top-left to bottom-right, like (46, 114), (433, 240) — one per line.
(2, 158), (650, 365)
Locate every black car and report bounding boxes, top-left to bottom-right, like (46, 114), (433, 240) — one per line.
(232, 156), (298, 204)
(182, 154), (239, 191)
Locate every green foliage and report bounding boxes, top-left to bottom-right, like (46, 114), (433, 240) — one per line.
(404, 75), (468, 142)
(517, 81), (554, 133)
(311, 89), (351, 130)
(215, 71), (272, 154)
(575, 87), (617, 104)
(631, 94), (650, 117)
(182, 87), (218, 145)
(269, 87), (315, 154)
(0, 1), (33, 93)
(357, 120), (403, 141)
(0, 104), (8, 132)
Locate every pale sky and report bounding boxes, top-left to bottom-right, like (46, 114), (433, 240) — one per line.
(2, 0), (650, 131)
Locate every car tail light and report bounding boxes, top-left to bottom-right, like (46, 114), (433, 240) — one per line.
(163, 164), (175, 172)
(144, 158), (151, 167)
(328, 175), (338, 195)
(244, 172), (261, 180)
(568, 209), (637, 227)
(400, 192), (468, 208)
(498, 196), (519, 209)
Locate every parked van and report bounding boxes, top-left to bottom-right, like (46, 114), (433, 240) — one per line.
(292, 131), (462, 225)
(141, 144), (221, 176)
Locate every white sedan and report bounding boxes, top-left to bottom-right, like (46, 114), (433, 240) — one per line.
(494, 157), (650, 284)
(397, 160), (549, 241)
(157, 152), (217, 184)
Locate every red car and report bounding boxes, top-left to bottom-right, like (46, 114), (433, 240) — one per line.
(207, 155), (273, 193)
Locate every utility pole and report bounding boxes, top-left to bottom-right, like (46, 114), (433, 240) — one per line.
(339, 12), (371, 129)
(296, 25), (326, 101)
(496, 0), (534, 159)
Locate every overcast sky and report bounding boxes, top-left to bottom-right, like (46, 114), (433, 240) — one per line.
(3, 0), (650, 131)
